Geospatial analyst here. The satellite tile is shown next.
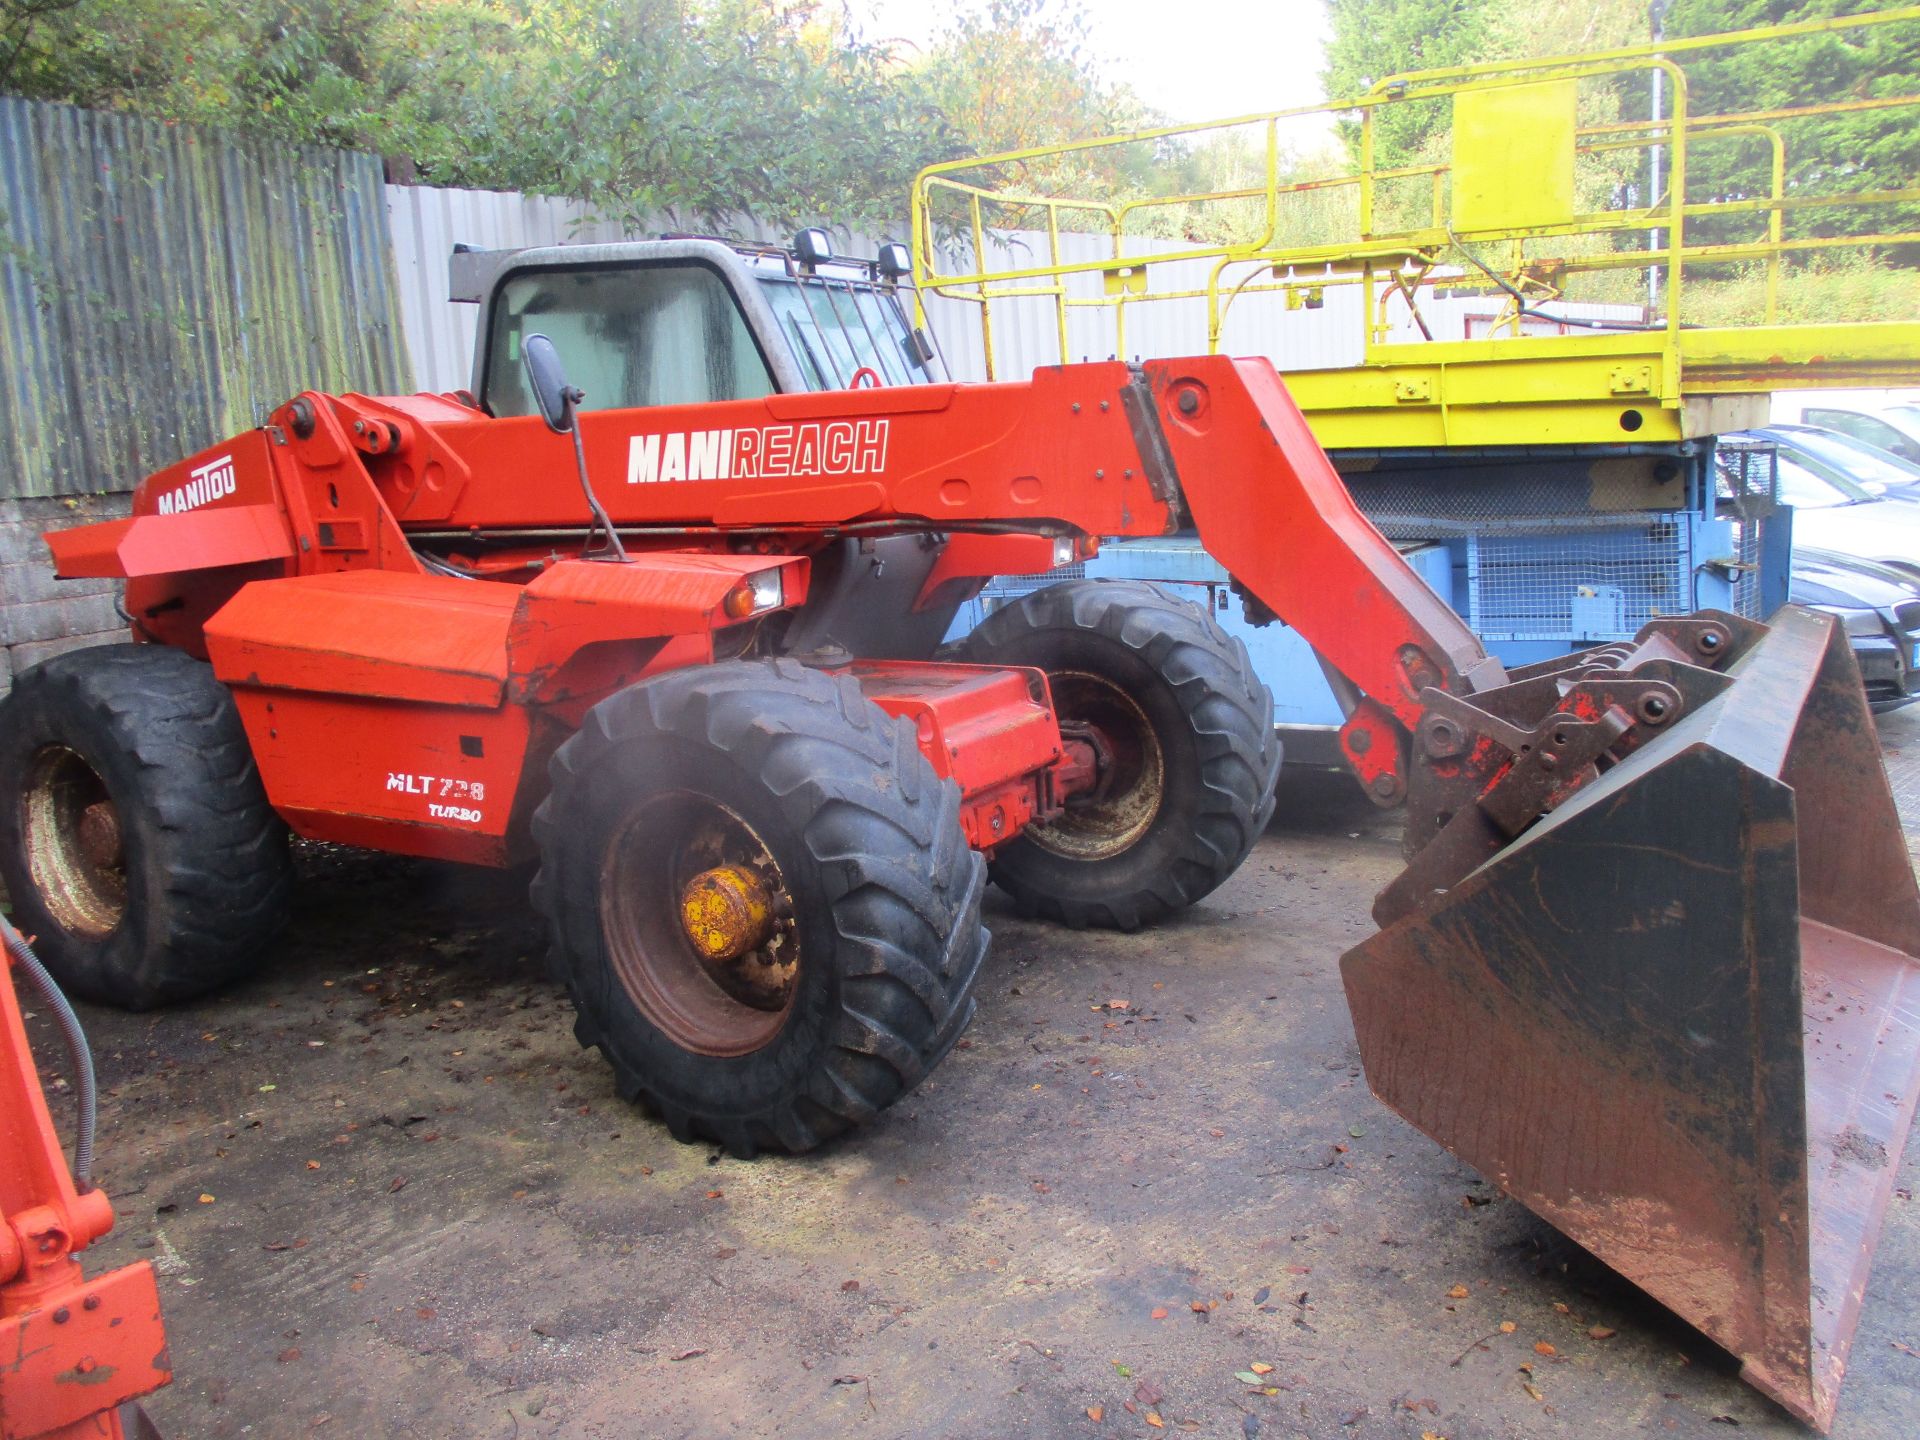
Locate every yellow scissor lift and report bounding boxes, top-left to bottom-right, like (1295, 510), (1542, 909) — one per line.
(914, 7), (1920, 721)
(911, 7), (1920, 449)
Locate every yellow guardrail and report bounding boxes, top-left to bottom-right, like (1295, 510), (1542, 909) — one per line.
(910, 7), (1920, 447)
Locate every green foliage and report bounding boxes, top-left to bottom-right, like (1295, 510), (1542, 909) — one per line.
(1664, 1), (1920, 249)
(1681, 249), (1920, 325)
(0, 0), (960, 229)
(1323, 0), (1495, 167)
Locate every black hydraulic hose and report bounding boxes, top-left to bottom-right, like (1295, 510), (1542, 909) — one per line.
(1, 913), (97, 1191)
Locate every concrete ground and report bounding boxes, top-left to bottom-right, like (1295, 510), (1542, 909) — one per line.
(28, 712), (1920, 1439)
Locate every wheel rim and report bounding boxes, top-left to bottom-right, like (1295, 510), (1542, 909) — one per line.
(1027, 671), (1165, 860)
(22, 745), (127, 937)
(600, 790), (800, 1057)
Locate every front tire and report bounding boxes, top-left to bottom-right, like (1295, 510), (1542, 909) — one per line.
(530, 659), (988, 1157)
(0, 644), (291, 1008)
(956, 580), (1279, 930)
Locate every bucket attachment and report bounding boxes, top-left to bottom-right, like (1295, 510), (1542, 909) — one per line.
(1341, 606), (1920, 1430)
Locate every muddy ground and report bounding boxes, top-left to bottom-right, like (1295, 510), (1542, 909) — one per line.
(25, 712), (1920, 1439)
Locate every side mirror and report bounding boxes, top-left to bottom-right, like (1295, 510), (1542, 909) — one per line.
(522, 333), (580, 433)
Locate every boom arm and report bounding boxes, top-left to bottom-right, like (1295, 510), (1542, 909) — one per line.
(322, 356), (1505, 804)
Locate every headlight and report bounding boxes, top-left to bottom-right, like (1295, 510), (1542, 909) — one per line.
(1052, 537), (1076, 568)
(722, 568), (784, 619)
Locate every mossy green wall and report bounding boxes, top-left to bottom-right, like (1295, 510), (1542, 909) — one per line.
(0, 98), (410, 500)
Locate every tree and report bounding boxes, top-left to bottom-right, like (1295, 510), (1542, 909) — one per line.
(0, 0), (957, 231)
(910, 0), (1174, 224)
(1663, 1), (1920, 247)
(1322, 0), (1495, 168)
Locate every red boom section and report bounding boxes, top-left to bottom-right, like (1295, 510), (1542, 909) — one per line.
(45, 354), (1499, 855)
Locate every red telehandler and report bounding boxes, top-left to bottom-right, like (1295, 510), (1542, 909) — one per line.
(2, 913), (170, 1437)
(2, 236), (1916, 1427)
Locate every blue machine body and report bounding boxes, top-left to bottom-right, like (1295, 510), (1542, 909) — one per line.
(949, 441), (1788, 767)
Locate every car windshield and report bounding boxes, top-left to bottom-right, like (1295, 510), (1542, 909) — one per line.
(1776, 426), (1920, 489)
(1774, 454), (1876, 508)
(757, 275), (932, 390)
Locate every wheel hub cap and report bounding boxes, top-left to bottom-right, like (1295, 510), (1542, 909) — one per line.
(679, 864), (775, 962)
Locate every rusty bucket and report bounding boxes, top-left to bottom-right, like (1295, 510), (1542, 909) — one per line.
(1341, 606), (1920, 1429)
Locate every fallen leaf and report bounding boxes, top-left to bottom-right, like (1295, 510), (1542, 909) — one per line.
(416, 1308), (435, 1321)
(1190, 1301), (1208, 1313)
(1113, 1362), (1133, 1378)
(1892, 1340), (1920, 1359)
(1553, 1302), (1570, 1314)
(1446, 1284), (1470, 1300)
(705, 1190), (723, 1199)
(1150, 1307), (1169, 1320)
(1339, 1407), (1367, 1427)
(305, 1160), (320, 1171)
(1145, 1413), (1164, 1430)
(1589, 1325), (1617, 1340)
(1522, 1381), (1543, 1402)
(388, 1177), (408, 1194)
(1250, 1362), (1273, 1375)
(1209, 1128), (1225, 1138)
(198, 1194), (215, 1205)
(841, 1280), (861, 1292)
(1348, 1126), (1366, 1139)
(1086, 1406), (1103, 1423)
(1132, 1379), (1165, 1407)
(1252, 1286), (1271, 1305)
(1499, 1321), (1516, 1334)
(669, 1349), (706, 1362)
(1533, 1342), (1557, 1357)
(1234, 1371), (1263, 1385)
(1108, 999), (1131, 1010)
(277, 1347), (300, 1363)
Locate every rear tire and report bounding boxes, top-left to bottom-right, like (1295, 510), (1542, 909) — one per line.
(0, 644), (291, 1008)
(956, 580), (1279, 930)
(530, 658), (988, 1158)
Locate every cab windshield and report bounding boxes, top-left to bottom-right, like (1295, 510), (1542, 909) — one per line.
(756, 274), (932, 390)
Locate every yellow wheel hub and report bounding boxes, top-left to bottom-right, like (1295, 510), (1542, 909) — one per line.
(679, 864), (775, 962)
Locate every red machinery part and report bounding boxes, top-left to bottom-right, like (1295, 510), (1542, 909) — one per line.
(0, 918), (169, 1439)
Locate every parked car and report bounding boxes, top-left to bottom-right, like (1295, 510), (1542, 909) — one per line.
(1790, 402), (1920, 465)
(1755, 422), (1920, 501)
(1722, 430), (1920, 580)
(1789, 547), (1920, 710)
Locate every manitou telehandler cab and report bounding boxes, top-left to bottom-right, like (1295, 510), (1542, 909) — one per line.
(4, 233), (1917, 1427)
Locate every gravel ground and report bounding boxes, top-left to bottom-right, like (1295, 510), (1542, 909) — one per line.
(20, 711), (1920, 1439)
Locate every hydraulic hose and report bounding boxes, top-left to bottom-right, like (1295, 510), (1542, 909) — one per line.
(1, 913), (98, 1191)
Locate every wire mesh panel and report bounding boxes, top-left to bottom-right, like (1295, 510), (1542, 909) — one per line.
(1715, 438), (1780, 622)
(1468, 519), (1689, 642)
(980, 563), (1086, 602)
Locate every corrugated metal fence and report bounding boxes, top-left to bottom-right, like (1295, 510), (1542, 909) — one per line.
(0, 98), (409, 501)
(384, 183), (1633, 393)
